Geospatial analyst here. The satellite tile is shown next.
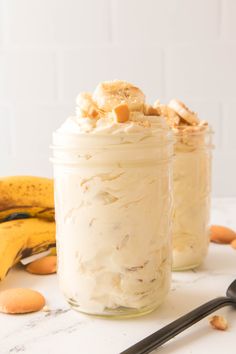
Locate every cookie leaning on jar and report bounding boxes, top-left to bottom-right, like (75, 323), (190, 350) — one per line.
(154, 99), (214, 270)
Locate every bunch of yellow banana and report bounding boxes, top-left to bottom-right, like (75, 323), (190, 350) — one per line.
(0, 175), (54, 222)
(0, 176), (56, 281)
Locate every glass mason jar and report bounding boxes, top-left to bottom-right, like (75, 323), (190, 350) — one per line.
(51, 120), (173, 318)
(172, 126), (213, 271)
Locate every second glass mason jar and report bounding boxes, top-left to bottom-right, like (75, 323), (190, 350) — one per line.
(172, 126), (213, 271)
(52, 119), (173, 318)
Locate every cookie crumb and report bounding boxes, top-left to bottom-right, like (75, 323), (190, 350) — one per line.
(113, 104), (130, 123)
(209, 315), (228, 331)
(42, 305), (50, 312)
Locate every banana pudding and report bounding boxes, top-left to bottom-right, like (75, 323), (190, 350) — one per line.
(157, 99), (213, 270)
(52, 80), (173, 317)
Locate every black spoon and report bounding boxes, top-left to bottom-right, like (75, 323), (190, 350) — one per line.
(120, 279), (236, 354)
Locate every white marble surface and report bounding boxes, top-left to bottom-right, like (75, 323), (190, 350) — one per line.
(0, 198), (236, 354)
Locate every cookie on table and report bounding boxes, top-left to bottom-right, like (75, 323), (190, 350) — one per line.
(0, 288), (45, 314)
(25, 255), (57, 275)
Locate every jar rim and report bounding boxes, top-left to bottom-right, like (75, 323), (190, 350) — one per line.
(51, 129), (174, 151)
(173, 125), (213, 136)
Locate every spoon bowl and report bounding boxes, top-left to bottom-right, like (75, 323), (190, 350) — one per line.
(226, 279), (236, 300)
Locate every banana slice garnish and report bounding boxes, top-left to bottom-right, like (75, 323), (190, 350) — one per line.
(76, 92), (99, 118)
(143, 104), (161, 116)
(154, 102), (180, 127)
(168, 99), (199, 125)
(93, 80), (145, 112)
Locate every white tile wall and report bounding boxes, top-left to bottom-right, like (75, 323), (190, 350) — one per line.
(0, 0), (235, 196)
(112, 0), (220, 43)
(0, 107), (11, 157)
(165, 44), (236, 100)
(222, 0), (236, 40)
(5, 0), (110, 45)
(0, 156), (53, 178)
(12, 105), (71, 156)
(0, 4), (2, 44)
(60, 46), (163, 103)
(0, 49), (57, 103)
(222, 102), (236, 149)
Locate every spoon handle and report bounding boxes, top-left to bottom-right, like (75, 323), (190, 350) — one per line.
(120, 296), (235, 354)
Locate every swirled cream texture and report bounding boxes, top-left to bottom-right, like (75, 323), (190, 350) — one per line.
(172, 127), (212, 270)
(52, 81), (173, 315)
(157, 100), (213, 270)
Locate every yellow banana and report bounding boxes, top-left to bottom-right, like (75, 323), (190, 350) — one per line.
(0, 176), (54, 222)
(49, 247), (57, 256)
(0, 218), (55, 281)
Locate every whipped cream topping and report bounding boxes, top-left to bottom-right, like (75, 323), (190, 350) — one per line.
(57, 113), (169, 136)
(56, 79), (166, 136)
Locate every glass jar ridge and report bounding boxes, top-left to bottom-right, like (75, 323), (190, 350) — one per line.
(52, 127), (174, 317)
(172, 126), (213, 271)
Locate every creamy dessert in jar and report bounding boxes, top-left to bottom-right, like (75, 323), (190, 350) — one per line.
(51, 80), (173, 317)
(155, 99), (213, 270)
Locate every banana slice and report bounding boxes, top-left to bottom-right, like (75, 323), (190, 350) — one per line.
(143, 104), (161, 116)
(76, 92), (99, 118)
(93, 80), (145, 112)
(168, 99), (199, 125)
(155, 103), (180, 127)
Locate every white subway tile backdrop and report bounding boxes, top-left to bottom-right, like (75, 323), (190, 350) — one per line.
(1, 49), (57, 103)
(6, 0), (110, 45)
(112, 0), (220, 43)
(0, 0), (235, 196)
(0, 107), (11, 157)
(60, 46), (163, 102)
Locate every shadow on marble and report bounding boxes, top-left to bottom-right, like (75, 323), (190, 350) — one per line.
(151, 304), (236, 354)
(117, 286), (220, 329)
(151, 326), (213, 353)
(200, 245), (236, 274)
(0, 264), (56, 291)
